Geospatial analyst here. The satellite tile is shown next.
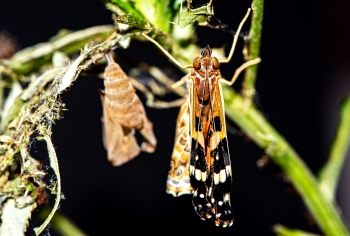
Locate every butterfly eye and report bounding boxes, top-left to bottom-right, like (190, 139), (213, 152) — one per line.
(175, 169), (183, 176)
(193, 57), (201, 70)
(212, 57), (219, 70)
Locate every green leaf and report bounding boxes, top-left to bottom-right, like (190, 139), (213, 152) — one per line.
(114, 13), (151, 30)
(132, 0), (172, 33)
(109, 0), (145, 21)
(177, 3), (212, 28)
(108, 0), (173, 33)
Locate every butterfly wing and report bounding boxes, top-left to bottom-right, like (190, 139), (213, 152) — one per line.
(166, 100), (193, 197)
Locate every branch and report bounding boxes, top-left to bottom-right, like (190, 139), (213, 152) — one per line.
(2, 25), (114, 74)
(242, 0), (264, 103)
(0, 26), (133, 234)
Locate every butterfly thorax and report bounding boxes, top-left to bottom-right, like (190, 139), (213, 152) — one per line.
(192, 46), (221, 146)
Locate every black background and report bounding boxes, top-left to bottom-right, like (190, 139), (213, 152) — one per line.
(1, 0), (350, 235)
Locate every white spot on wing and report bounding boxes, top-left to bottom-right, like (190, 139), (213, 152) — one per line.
(226, 166), (232, 176)
(189, 165), (195, 175)
(214, 173), (219, 184)
(195, 169), (201, 180)
(220, 169), (226, 183)
(208, 187), (212, 196)
(202, 171), (207, 181)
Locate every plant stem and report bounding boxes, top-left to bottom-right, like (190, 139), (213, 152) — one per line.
(222, 85), (349, 236)
(38, 205), (87, 236)
(318, 96), (350, 201)
(6, 25), (114, 74)
(274, 224), (321, 236)
(242, 0), (264, 103)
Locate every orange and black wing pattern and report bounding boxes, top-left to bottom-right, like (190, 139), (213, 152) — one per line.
(166, 100), (193, 196)
(188, 46), (233, 227)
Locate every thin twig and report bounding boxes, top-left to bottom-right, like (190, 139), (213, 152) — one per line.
(318, 96), (350, 202)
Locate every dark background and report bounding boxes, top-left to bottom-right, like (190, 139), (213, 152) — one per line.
(1, 0), (350, 235)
